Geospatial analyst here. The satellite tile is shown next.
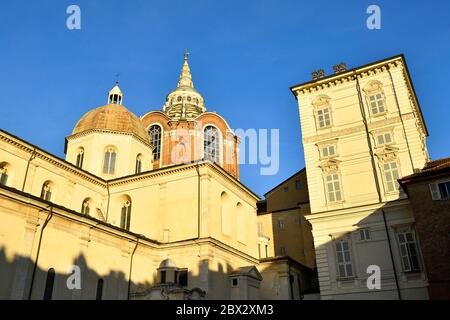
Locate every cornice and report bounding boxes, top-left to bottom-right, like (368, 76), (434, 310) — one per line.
(66, 128), (153, 149)
(0, 130), (106, 187)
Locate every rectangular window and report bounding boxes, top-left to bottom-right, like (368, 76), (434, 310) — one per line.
(177, 269), (188, 287)
(429, 182), (450, 200)
(376, 132), (393, 146)
(325, 174), (342, 202)
(397, 230), (420, 273)
(278, 219), (285, 230)
(232, 278), (238, 287)
(280, 246), (286, 256)
(430, 181), (450, 200)
(317, 108), (331, 128)
(322, 145), (336, 158)
(76, 153), (84, 168)
(258, 223), (263, 235)
(160, 271), (166, 283)
(0, 172), (8, 185)
(295, 180), (302, 189)
(359, 228), (371, 241)
(383, 162), (400, 192)
(369, 93), (385, 115)
(335, 240), (353, 279)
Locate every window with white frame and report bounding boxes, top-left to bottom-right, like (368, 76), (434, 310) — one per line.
(76, 148), (84, 169)
(0, 164), (8, 186)
(335, 239), (353, 279)
(149, 125), (162, 161)
(397, 229), (420, 273)
(81, 198), (91, 215)
(368, 93), (385, 115)
(204, 126), (220, 162)
(280, 246), (286, 256)
(359, 228), (371, 241)
(325, 173), (342, 202)
(135, 154), (143, 174)
(103, 147), (117, 174)
(321, 144), (336, 158)
(430, 181), (450, 200)
(382, 161), (400, 192)
(376, 132), (393, 146)
(317, 107), (331, 129)
(258, 223), (263, 235)
(40, 182), (53, 201)
(120, 200), (132, 231)
(278, 219), (285, 230)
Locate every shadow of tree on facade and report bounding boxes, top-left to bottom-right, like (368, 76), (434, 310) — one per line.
(0, 246), (241, 300)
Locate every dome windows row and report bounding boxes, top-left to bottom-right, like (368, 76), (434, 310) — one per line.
(147, 124), (222, 164)
(73, 146), (145, 175)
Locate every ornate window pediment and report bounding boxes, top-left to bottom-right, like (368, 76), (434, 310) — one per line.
(374, 146), (399, 163)
(319, 158), (341, 174)
(312, 95), (331, 108)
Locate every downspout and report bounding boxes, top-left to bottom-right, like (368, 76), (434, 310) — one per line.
(354, 73), (383, 203)
(22, 148), (37, 192)
(382, 209), (401, 300)
(388, 68), (415, 171)
(127, 238), (139, 300)
(195, 164), (201, 239)
(106, 181), (110, 222)
(28, 205), (53, 300)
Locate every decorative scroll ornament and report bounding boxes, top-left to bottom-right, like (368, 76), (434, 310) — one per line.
(374, 146), (399, 162)
(319, 158), (341, 174)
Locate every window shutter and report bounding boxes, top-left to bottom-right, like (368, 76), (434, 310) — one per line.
(429, 183), (441, 200)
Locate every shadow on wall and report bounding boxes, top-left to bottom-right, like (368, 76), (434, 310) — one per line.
(313, 202), (430, 300)
(0, 246), (237, 300)
(0, 246), (140, 300)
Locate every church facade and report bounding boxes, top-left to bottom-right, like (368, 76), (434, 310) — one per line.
(0, 53), (312, 300)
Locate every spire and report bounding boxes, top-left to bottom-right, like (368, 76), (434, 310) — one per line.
(177, 49), (194, 88)
(108, 81), (123, 105)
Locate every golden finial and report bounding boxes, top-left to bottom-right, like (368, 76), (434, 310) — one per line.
(184, 49), (189, 62)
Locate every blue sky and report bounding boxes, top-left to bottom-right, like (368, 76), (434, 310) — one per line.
(0, 0), (449, 197)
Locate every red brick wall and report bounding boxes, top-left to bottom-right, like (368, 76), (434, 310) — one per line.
(141, 111), (239, 179)
(406, 178), (450, 299)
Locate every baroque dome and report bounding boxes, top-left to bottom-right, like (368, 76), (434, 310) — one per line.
(72, 103), (150, 143)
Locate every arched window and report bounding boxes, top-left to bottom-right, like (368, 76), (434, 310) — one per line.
(149, 125), (162, 161)
(204, 126), (220, 163)
(103, 147), (117, 174)
(76, 147), (84, 169)
(43, 268), (55, 300)
(0, 162), (9, 186)
(135, 154), (143, 174)
(40, 181), (53, 201)
(96, 279), (104, 300)
(81, 198), (91, 215)
(120, 199), (132, 231)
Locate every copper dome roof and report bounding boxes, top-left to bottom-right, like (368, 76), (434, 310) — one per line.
(72, 104), (150, 143)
